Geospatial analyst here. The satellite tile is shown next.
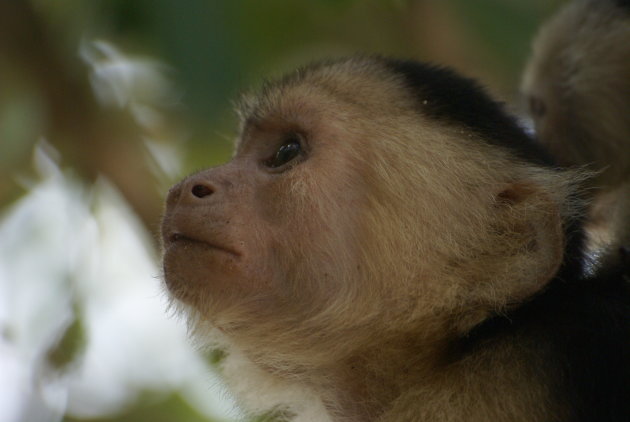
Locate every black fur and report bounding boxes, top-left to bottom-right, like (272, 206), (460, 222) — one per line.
(556, 267), (630, 422)
(456, 213), (629, 422)
(470, 265), (630, 422)
(383, 58), (555, 167)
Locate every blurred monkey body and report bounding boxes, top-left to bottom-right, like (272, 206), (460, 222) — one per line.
(162, 55), (629, 422)
(522, 0), (630, 261)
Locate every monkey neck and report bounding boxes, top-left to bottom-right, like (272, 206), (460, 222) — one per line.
(226, 311), (558, 422)
(315, 331), (558, 422)
(225, 313), (486, 420)
(287, 328), (454, 421)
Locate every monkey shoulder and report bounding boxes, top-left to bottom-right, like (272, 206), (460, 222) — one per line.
(458, 264), (630, 422)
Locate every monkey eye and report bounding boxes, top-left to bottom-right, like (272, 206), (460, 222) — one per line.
(265, 135), (302, 169)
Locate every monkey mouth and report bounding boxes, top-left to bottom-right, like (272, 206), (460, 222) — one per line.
(166, 232), (240, 257)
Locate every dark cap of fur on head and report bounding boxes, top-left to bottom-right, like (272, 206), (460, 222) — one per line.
(381, 58), (554, 167)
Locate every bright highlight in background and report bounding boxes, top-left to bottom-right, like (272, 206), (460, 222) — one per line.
(0, 146), (239, 422)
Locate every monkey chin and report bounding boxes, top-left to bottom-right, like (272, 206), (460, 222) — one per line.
(162, 239), (242, 305)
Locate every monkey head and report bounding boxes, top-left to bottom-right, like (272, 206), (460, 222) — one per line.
(161, 57), (579, 367)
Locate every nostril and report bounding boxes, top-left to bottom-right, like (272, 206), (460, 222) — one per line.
(191, 184), (213, 198)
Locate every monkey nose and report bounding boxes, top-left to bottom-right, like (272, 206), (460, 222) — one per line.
(165, 179), (216, 208)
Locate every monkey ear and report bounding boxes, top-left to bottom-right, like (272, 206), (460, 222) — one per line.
(482, 182), (564, 307)
(454, 182), (565, 333)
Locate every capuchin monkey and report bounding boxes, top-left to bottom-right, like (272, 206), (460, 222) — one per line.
(522, 0), (630, 263)
(161, 55), (629, 421)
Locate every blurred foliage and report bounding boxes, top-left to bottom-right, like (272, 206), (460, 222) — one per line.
(0, 1), (566, 421)
(45, 309), (86, 372)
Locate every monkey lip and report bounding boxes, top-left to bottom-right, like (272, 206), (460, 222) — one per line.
(166, 232), (240, 257)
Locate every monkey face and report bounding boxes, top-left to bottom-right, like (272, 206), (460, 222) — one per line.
(161, 90), (370, 337)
